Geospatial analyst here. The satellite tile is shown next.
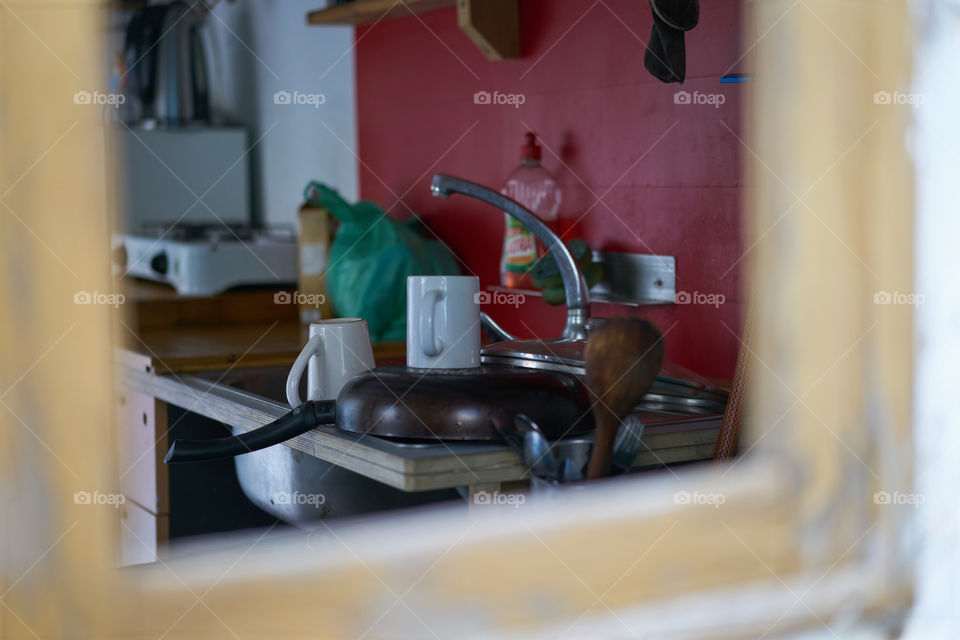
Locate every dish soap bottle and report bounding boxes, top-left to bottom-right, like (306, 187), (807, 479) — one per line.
(500, 132), (562, 289)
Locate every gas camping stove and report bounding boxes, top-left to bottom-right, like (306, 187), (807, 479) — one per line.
(113, 223), (298, 296)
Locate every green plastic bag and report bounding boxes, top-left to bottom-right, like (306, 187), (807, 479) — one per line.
(304, 182), (460, 343)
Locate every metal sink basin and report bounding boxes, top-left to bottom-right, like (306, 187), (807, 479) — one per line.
(209, 367), (459, 527)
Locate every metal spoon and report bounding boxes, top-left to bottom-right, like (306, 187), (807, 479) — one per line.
(523, 428), (560, 483)
(560, 458), (584, 483)
(492, 414), (559, 484)
(610, 415), (645, 475)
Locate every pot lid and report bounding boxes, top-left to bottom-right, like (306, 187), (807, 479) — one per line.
(480, 339), (729, 402)
(482, 339), (586, 371)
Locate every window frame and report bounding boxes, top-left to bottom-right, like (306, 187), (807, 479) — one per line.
(0, 0), (913, 637)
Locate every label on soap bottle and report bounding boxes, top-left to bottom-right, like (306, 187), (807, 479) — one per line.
(503, 216), (537, 272)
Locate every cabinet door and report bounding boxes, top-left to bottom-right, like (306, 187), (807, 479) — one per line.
(116, 384), (169, 566)
(117, 387), (169, 516)
(118, 500), (169, 568)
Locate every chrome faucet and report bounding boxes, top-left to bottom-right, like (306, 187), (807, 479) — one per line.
(430, 174), (590, 340)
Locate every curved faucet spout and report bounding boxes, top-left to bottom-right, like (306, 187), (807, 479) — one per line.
(430, 174), (589, 340)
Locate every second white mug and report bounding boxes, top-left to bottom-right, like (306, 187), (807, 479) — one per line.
(286, 318), (375, 407)
(407, 275), (481, 369)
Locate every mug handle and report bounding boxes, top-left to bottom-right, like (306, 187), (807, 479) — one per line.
(420, 289), (444, 357)
(286, 334), (324, 408)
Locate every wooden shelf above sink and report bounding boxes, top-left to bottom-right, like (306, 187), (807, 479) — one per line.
(307, 0), (455, 25)
(307, 0), (520, 61)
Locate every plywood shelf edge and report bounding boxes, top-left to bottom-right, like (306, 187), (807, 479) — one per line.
(307, 0), (520, 61)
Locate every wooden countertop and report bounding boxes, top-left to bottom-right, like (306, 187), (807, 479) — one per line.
(118, 279), (405, 374)
(120, 321), (406, 375)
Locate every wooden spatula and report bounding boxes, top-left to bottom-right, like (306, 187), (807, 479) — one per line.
(584, 318), (664, 479)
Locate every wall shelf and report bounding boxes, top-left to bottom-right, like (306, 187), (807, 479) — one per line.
(307, 0), (455, 25)
(307, 0), (520, 61)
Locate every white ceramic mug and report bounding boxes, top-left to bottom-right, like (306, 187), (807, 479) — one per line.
(286, 318), (375, 407)
(406, 275), (481, 369)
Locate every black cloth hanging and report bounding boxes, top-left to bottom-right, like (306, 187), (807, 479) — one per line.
(644, 0), (700, 83)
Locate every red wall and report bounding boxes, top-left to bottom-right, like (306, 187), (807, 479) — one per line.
(355, 0), (744, 379)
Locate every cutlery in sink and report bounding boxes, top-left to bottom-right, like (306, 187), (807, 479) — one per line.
(494, 413), (560, 485)
(610, 414), (645, 475)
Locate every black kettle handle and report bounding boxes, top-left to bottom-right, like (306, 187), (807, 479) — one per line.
(164, 400), (336, 463)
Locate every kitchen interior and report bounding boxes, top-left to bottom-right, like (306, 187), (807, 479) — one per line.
(7, 0), (953, 636)
(110, 0), (744, 557)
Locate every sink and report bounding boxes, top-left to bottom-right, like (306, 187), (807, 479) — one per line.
(211, 367), (459, 527)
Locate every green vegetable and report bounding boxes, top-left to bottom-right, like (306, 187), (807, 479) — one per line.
(541, 285), (566, 305)
(539, 261), (603, 306)
(529, 239), (593, 290)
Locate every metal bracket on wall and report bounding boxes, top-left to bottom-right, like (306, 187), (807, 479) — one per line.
(590, 252), (676, 306)
(489, 252), (677, 307)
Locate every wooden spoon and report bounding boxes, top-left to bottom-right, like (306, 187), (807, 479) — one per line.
(584, 318), (664, 479)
